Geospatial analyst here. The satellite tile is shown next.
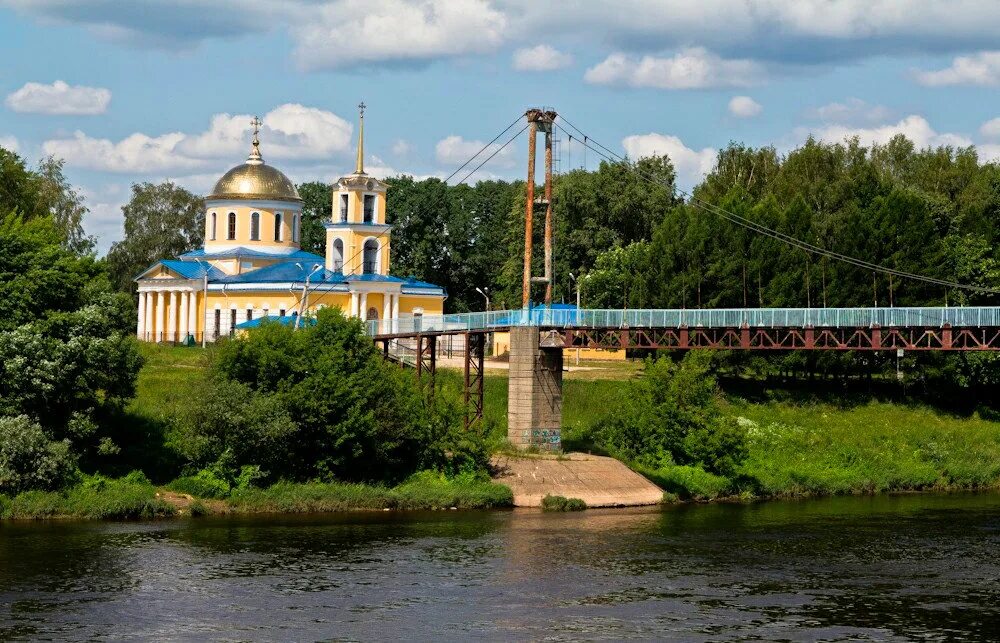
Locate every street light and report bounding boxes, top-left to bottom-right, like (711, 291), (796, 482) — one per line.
(295, 262), (323, 329)
(475, 286), (490, 312)
(569, 273), (582, 365)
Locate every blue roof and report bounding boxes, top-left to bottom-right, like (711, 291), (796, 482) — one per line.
(180, 247), (325, 261)
(214, 262), (447, 294)
(235, 314), (316, 329)
(135, 259), (225, 281)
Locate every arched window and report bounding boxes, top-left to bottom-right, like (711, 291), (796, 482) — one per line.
(227, 212), (237, 240)
(363, 239), (378, 274)
(274, 212), (283, 241)
(340, 194), (349, 222)
(332, 238), (344, 273)
(363, 194), (375, 223)
(292, 213), (299, 242)
(210, 212), (217, 240)
(250, 212), (260, 240)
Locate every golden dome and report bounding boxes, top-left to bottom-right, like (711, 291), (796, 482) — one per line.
(207, 118), (302, 203)
(208, 162), (301, 202)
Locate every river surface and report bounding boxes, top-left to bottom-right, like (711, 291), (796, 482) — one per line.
(2, 493), (999, 641)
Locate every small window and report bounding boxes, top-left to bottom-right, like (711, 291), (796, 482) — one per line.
(362, 238), (378, 274)
(229, 309), (237, 335)
(262, 308), (269, 318)
(279, 308), (286, 317)
(210, 212), (217, 240)
(214, 309), (221, 338)
(332, 238), (344, 273)
(363, 194), (375, 223)
(274, 212), (283, 241)
(246, 308), (253, 322)
(340, 194), (348, 222)
(250, 212), (260, 240)
(292, 213), (299, 242)
(227, 212), (237, 240)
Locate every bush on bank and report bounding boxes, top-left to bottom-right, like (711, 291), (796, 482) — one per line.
(170, 309), (491, 487)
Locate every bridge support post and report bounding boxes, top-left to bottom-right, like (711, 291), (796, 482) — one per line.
(507, 326), (563, 451)
(464, 332), (485, 430)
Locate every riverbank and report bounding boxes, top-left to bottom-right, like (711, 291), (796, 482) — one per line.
(0, 472), (514, 520)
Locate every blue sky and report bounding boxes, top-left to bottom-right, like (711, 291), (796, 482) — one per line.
(2, 1), (1000, 253)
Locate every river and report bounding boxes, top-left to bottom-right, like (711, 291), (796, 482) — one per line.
(2, 493), (999, 641)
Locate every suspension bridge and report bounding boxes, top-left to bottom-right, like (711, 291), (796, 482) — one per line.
(359, 108), (1000, 451)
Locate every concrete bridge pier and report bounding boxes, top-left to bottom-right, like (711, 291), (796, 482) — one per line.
(507, 327), (563, 450)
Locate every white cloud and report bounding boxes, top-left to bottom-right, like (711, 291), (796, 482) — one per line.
(0, 135), (18, 153)
(801, 115), (973, 149)
(392, 139), (412, 156)
(728, 96), (762, 118)
(5, 80), (110, 115)
(512, 44), (572, 71)
(42, 103), (353, 173)
(622, 133), (716, 189)
(980, 117), (1000, 140)
(810, 98), (892, 125)
(914, 51), (1000, 87)
(435, 134), (515, 168)
(585, 48), (763, 90)
(290, 0), (506, 70)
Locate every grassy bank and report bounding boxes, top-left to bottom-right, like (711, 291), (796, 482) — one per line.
(73, 346), (1000, 513)
(0, 473), (175, 520)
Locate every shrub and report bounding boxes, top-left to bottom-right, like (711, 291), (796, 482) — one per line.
(541, 495), (587, 511)
(0, 415), (77, 495)
(594, 352), (748, 477)
(5, 473), (173, 520)
(167, 469), (231, 499)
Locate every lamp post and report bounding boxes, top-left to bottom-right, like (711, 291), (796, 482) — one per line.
(475, 286), (491, 357)
(296, 262), (322, 329)
(569, 272), (582, 365)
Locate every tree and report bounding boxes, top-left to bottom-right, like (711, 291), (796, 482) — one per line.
(35, 156), (94, 254)
(105, 182), (203, 293)
(297, 181), (331, 256)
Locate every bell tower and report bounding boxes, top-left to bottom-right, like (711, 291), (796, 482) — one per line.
(325, 102), (392, 276)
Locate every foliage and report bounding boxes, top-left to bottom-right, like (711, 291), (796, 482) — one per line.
(34, 156), (94, 254)
(594, 353), (748, 477)
(228, 474), (513, 513)
(0, 213), (143, 474)
(540, 495), (587, 511)
(177, 309), (477, 484)
(105, 182), (203, 293)
(297, 181), (331, 256)
(3, 471), (174, 520)
(0, 416), (77, 495)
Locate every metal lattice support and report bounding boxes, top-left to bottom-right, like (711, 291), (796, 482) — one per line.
(464, 332), (486, 430)
(416, 335), (437, 379)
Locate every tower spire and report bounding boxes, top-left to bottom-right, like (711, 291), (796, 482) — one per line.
(355, 101), (366, 174)
(247, 115), (264, 165)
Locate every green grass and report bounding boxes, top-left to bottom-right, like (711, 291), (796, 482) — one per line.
(228, 472), (513, 513)
(734, 400), (1000, 497)
(541, 495), (587, 511)
(1, 474), (175, 520)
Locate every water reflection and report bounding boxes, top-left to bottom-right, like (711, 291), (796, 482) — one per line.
(2, 494), (999, 640)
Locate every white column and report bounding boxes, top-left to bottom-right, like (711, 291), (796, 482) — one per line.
(350, 291), (359, 318)
(136, 290), (146, 339)
(168, 291), (178, 343)
(360, 292), (368, 321)
(156, 291), (165, 342)
(188, 291), (198, 340)
(382, 292), (392, 323)
(392, 294), (400, 334)
(179, 291), (189, 341)
(144, 291), (154, 339)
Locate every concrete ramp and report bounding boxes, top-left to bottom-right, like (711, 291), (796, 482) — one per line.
(491, 453), (664, 508)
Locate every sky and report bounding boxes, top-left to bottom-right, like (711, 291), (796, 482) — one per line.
(2, 1), (1000, 254)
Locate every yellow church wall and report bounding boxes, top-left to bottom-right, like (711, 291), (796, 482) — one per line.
(203, 204), (302, 252)
(397, 295), (443, 316)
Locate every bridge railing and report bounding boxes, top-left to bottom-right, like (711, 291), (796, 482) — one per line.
(365, 306), (1000, 337)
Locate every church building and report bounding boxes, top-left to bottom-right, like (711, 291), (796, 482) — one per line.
(135, 107), (446, 342)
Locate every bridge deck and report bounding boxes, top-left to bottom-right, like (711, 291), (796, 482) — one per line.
(368, 307), (1000, 351)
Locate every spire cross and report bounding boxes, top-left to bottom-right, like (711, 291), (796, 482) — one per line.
(250, 115), (262, 137)
(358, 101), (366, 118)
